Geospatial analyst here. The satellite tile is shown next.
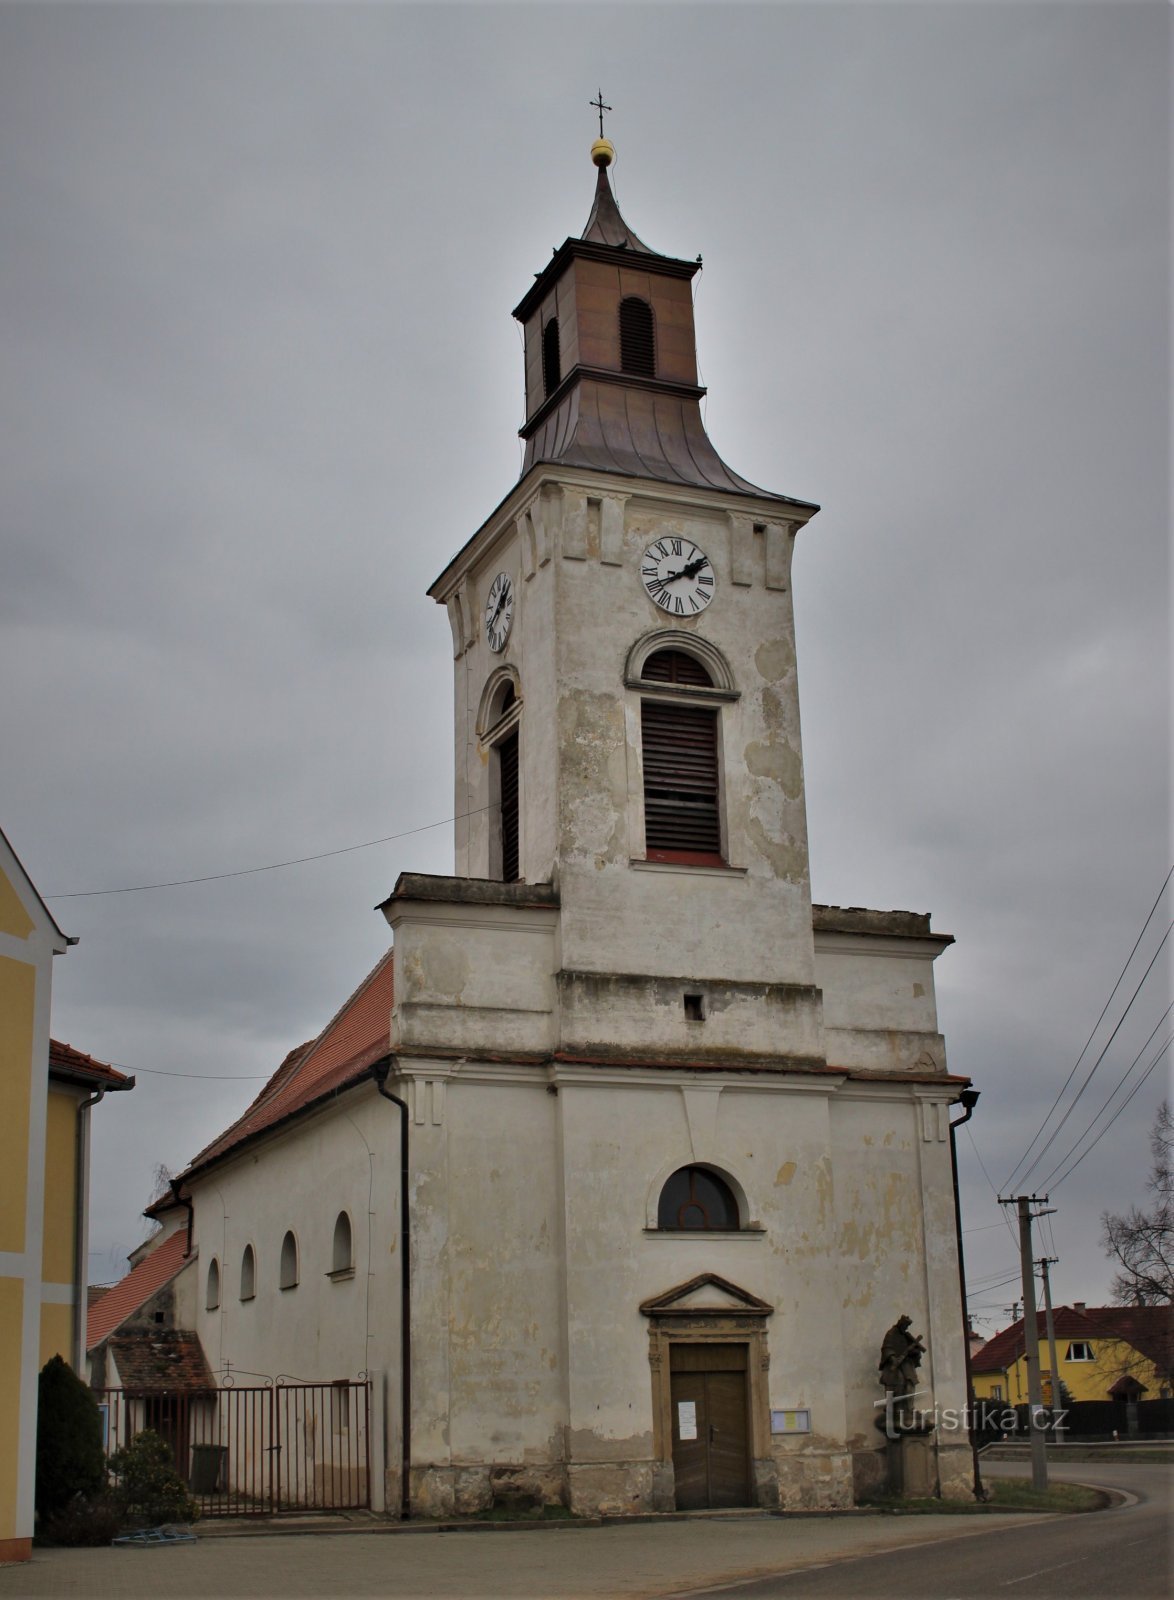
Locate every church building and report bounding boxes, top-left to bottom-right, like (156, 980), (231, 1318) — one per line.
(163, 135), (972, 1515)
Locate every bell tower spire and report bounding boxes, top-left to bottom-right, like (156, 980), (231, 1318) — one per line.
(512, 137), (793, 498)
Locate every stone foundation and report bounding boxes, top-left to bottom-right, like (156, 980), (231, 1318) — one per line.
(773, 1448), (854, 1510)
(410, 1462), (568, 1518)
(936, 1441), (976, 1502)
(566, 1459), (660, 1516)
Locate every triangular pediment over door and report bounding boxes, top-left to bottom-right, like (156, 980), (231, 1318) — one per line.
(640, 1273), (774, 1319)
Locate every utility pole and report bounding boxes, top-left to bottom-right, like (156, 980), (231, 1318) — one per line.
(999, 1194), (1048, 1491)
(1037, 1253), (1062, 1441)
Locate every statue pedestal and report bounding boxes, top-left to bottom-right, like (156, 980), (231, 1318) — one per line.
(885, 1433), (937, 1499)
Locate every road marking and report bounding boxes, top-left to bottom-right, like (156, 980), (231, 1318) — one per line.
(1002, 1556), (1084, 1586)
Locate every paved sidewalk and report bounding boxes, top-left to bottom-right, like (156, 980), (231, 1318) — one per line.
(2, 1509), (1052, 1599)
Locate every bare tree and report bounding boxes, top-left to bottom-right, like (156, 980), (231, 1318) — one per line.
(1101, 1101), (1172, 1305)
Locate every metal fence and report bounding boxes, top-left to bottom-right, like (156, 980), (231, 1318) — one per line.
(94, 1380), (370, 1516)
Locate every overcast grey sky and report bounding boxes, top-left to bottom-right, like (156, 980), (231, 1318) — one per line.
(2, 2), (1168, 1332)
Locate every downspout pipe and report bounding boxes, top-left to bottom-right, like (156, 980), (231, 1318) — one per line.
(73, 1074), (136, 1373)
(371, 1060), (411, 1519)
(949, 1087), (982, 1501)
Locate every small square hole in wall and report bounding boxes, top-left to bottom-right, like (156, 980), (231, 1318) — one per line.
(153, 1311), (165, 1324)
(683, 993), (706, 1022)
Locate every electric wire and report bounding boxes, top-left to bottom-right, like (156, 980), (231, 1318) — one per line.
(1012, 919), (1173, 1190)
(1003, 864), (1174, 1190)
(1047, 1035), (1173, 1190)
(1035, 1005), (1173, 1189)
(44, 804), (495, 899)
(965, 1125), (1021, 1249)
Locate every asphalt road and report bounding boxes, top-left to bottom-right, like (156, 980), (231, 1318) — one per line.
(3, 1463), (1169, 1599)
(664, 1462), (1172, 1599)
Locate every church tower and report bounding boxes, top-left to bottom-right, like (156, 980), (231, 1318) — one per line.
(420, 138), (826, 1072)
(380, 135), (968, 1517)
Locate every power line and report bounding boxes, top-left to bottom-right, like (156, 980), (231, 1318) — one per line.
(1034, 1005), (1173, 1189)
(1048, 1036), (1172, 1190)
(44, 804), (494, 899)
(1014, 918), (1173, 1190)
(113, 1063), (271, 1081)
(964, 1125), (1021, 1250)
(1003, 864), (1173, 1190)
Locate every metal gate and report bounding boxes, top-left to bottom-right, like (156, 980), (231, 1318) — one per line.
(95, 1380), (370, 1516)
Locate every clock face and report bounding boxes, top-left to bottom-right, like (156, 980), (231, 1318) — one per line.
(484, 571), (515, 653)
(640, 538), (715, 617)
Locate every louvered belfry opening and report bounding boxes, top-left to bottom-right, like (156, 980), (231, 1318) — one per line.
(498, 727), (520, 882)
(542, 317), (561, 396)
(641, 649), (713, 688)
(641, 650), (721, 863)
(619, 296), (656, 377)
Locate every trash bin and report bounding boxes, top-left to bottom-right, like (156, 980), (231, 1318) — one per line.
(189, 1443), (227, 1494)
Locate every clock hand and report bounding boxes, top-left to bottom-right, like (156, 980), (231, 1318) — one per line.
(663, 556), (709, 582)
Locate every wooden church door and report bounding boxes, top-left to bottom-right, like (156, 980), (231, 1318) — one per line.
(669, 1343), (751, 1509)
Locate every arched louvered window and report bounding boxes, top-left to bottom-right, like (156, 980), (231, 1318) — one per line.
(490, 682), (520, 883)
(658, 1166), (740, 1230)
(205, 1258), (220, 1311)
(619, 296), (655, 377)
(640, 649), (721, 863)
(642, 649), (713, 689)
(542, 318), (561, 395)
(279, 1230), (299, 1290)
(239, 1244), (256, 1302)
(332, 1211), (353, 1275)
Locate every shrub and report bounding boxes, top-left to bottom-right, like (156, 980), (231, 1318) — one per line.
(37, 1492), (124, 1547)
(108, 1430), (199, 1527)
(35, 1356), (105, 1518)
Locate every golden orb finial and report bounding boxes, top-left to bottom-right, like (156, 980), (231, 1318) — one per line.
(591, 136), (615, 169)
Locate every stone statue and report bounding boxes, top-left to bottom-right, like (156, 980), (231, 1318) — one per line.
(878, 1314), (926, 1399)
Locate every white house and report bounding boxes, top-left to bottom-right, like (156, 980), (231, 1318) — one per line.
(169, 139), (973, 1516)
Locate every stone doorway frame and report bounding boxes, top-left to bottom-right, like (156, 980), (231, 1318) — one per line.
(640, 1273), (777, 1510)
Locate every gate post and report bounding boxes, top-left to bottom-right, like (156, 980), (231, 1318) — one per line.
(367, 1372), (385, 1514)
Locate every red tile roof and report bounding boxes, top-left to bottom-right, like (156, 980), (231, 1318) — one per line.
(973, 1304), (1173, 1378)
(87, 1229), (191, 1350)
(49, 1039), (132, 1089)
(108, 1330), (215, 1394)
(180, 949), (393, 1180)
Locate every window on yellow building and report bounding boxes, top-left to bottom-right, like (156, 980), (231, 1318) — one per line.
(1066, 1341), (1093, 1361)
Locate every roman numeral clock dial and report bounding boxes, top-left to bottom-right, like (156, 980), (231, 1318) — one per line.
(483, 571), (515, 653)
(640, 539), (715, 616)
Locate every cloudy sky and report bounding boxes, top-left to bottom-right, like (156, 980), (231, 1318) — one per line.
(2, 2), (1168, 1332)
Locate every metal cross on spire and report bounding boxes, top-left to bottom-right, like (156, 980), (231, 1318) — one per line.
(590, 89), (612, 140)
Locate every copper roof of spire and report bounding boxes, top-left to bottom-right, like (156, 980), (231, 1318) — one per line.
(580, 164), (655, 254)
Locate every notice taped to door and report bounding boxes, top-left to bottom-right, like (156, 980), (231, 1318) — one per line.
(677, 1400), (698, 1440)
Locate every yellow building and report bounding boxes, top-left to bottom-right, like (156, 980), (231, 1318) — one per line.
(0, 827), (133, 1562)
(971, 1303), (1172, 1406)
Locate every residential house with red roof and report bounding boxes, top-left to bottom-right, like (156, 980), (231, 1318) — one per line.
(972, 1303), (1173, 1406)
(161, 142), (974, 1519)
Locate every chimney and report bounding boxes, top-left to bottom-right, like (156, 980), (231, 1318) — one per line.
(1073, 1301), (1085, 1312)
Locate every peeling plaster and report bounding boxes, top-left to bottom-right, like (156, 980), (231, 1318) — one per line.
(754, 638), (795, 682)
(774, 1161), (797, 1187)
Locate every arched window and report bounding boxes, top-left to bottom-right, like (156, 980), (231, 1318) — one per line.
(332, 1211), (353, 1275)
(619, 296), (655, 377)
(205, 1258), (220, 1311)
(279, 1230), (299, 1290)
(640, 649), (721, 863)
(497, 687), (520, 882)
(658, 1166), (740, 1231)
(239, 1243), (256, 1301)
(542, 318), (561, 395)
(481, 675), (522, 883)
